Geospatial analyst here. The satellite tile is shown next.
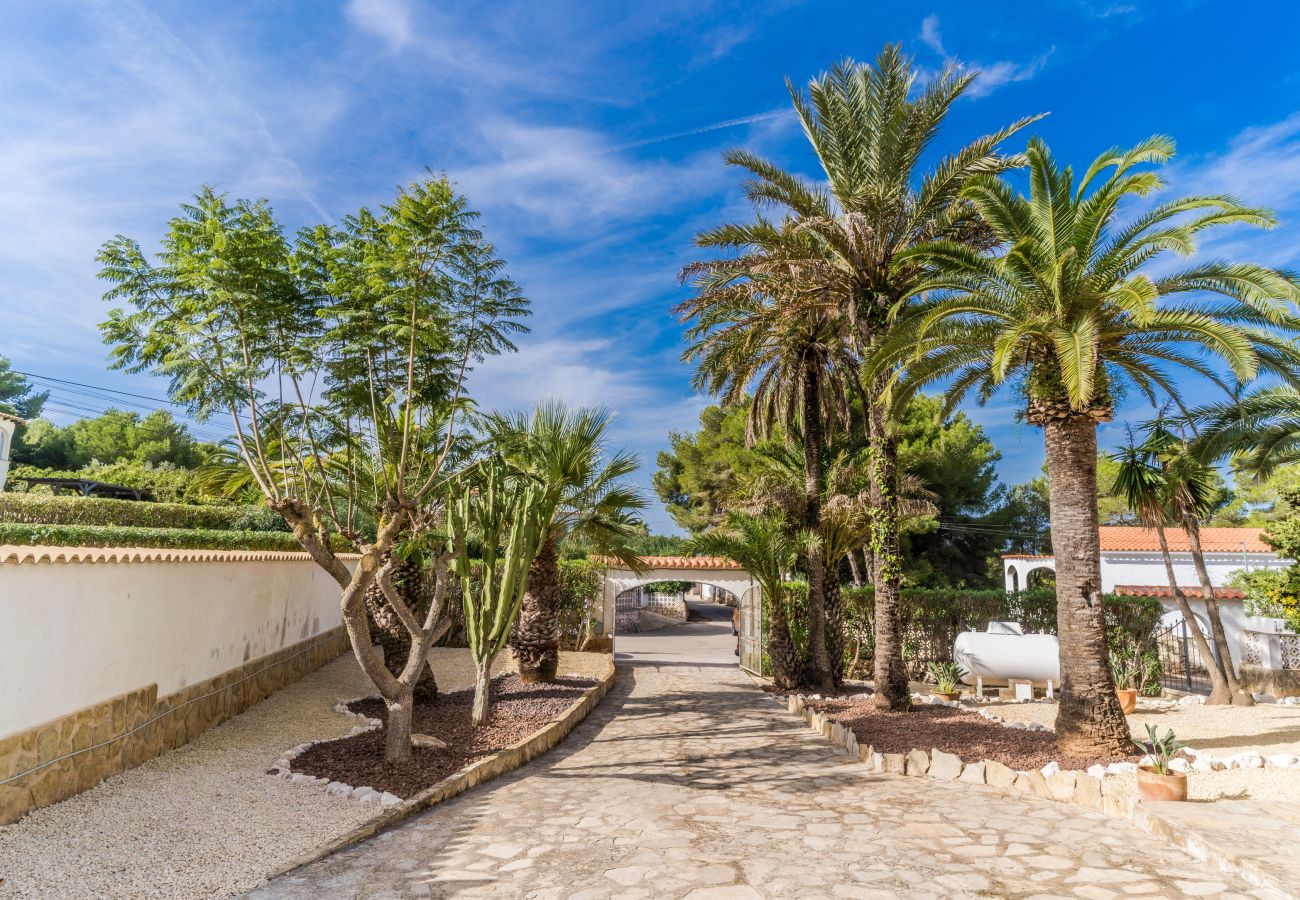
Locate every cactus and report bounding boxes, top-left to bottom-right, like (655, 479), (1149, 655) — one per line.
(448, 456), (547, 725)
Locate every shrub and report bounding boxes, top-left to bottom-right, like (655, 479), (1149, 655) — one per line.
(558, 559), (606, 650)
(783, 581), (1163, 680)
(0, 492), (283, 531)
(0, 522), (349, 552)
(8, 462), (211, 505)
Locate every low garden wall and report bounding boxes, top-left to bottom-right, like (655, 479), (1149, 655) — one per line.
(0, 545), (356, 823)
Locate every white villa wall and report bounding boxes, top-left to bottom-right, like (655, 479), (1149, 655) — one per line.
(1004, 552), (1288, 594)
(0, 548), (354, 739)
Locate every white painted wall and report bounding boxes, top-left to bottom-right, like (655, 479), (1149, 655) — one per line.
(602, 567), (757, 636)
(0, 549), (355, 738)
(0, 418), (17, 491)
(1004, 552), (1289, 594)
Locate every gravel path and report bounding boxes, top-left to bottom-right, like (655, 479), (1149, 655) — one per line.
(975, 696), (1300, 802)
(0, 647), (607, 900)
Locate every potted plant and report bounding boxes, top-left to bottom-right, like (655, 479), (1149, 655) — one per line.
(926, 661), (964, 702)
(1110, 638), (1142, 714)
(1134, 724), (1188, 801)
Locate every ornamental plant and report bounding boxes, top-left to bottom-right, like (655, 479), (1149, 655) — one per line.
(1134, 724), (1186, 775)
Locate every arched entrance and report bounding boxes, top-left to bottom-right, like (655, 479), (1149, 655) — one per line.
(595, 556), (762, 673)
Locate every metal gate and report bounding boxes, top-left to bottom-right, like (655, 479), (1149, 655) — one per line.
(738, 584), (764, 675)
(1155, 618), (1215, 695)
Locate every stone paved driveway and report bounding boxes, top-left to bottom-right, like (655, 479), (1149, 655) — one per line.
(251, 612), (1278, 899)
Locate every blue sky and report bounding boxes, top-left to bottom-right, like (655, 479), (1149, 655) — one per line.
(3, 1), (1300, 533)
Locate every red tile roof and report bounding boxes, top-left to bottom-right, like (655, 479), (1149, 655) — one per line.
(1004, 528), (1274, 558)
(1114, 585), (1247, 600)
(591, 555), (744, 570)
(1099, 527), (1271, 553)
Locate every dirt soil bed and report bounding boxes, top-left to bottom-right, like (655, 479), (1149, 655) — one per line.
(292, 674), (596, 797)
(805, 696), (1137, 771)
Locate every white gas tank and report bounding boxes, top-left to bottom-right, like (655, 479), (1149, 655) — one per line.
(954, 627), (1060, 687)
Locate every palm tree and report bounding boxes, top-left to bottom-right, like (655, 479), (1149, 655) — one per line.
(878, 136), (1300, 754)
(687, 512), (808, 689)
(697, 46), (1038, 709)
(1193, 386), (1300, 478)
(678, 219), (857, 693)
(487, 401), (645, 682)
(1143, 419), (1255, 705)
(1110, 433), (1233, 703)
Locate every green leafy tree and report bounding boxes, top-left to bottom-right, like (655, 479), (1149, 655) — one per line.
(879, 136), (1300, 755)
(98, 178), (528, 762)
(0, 358), (47, 420)
(487, 401), (645, 683)
(1109, 432), (1233, 702)
(700, 47), (1037, 709)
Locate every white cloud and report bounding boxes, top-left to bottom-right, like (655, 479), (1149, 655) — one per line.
(962, 50), (1054, 99)
(919, 14), (945, 56)
(345, 0), (413, 51)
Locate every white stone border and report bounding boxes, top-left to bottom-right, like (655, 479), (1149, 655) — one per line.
(267, 694), (401, 808)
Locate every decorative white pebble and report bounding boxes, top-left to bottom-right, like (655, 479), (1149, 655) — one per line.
(1107, 762), (1137, 775)
(380, 791), (402, 807)
(1087, 764), (1107, 779)
(1168, 758), (1190, 773)
(1040, 761), (1060, 778)
(1266, 754), (1299, 769)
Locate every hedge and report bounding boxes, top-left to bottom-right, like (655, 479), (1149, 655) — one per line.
(0, 522), (350, 553)
(8, 463), (209, 505)
(782, 582), (1164, 685)
(0, 492), (288, 532)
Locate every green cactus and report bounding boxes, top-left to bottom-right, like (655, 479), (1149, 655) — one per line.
(448, 455), (547, 724)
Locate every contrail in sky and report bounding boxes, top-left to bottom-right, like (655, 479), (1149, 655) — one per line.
(606, 109), (792, 153)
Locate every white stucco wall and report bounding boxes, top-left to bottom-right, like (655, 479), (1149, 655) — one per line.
(0, 547), (355, 739)
(1004, 552), (1289, 594)
(602, 567), (757, 636)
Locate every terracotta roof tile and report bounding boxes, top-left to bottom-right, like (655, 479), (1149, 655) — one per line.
(1099, 526), (1272, 553)
(1114, 584), (1247, 600)
(1004, 527), (1275, 558)
(591, 555), (744, 570)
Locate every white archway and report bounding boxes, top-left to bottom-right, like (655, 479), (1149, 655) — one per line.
(594, 556), (762, 670)
(1003, 556), (1056, 592)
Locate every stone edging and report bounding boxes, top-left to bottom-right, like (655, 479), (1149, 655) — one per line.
(0, 543), (362, 565)
(782, 692), (1295, 897)
(257, 657), (618, 886)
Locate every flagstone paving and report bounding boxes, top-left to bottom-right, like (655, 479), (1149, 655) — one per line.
(250, 610), (1282, 899)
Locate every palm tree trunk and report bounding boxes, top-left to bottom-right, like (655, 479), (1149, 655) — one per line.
(869, 397), (910, 711)
(801, 358), (833, 693)
(1044, 415), (1131, 757)
(825, 575), (845, 689)
(363, 550), (439, 704)
(1155, 524), (1231, 704)
(510, 534), (562, 683)
(767, 591), (802, 690)
(1179, 510), (1254, 706)
(847, 551), (864, 588)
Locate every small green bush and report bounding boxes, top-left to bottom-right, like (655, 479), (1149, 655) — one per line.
(0, 492), (283, 531)
(0, 522), (349, 553)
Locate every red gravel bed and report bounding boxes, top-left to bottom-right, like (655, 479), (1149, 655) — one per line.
(291, 674), (596, 797)
(804, 697), (1137, 771)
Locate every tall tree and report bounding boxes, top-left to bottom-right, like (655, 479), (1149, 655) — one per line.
(487, 401), (645, 683)
(878, 136), (1300, 754)
(98, 179), (529, 762)
(1109, 434), (1233, 703)
(678, 217), (858, 693)
(708, 47), (1038, 709)
(0, 358), (48, 420)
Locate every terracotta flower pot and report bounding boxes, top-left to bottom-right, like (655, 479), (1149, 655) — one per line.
(931, 690), (961, 703)
(1116, 688), (1139, 714)
(1136, 764), (1188, 802)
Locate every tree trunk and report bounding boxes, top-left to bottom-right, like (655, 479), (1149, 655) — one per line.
(384, 686), (414, 763)
(1043, 415), (1131, 757)
(801, 359), (832, 693)
(471, 658), (493, 726)
(847, 551), (863, 588)
(825, 576), (845, 690)
(1180, 511), (1254, 706)
(869, 398), (910, 711)
(510, 534), (562, 683)
(767, 592), (802, 690)
(364, 550), (439, 703)
(1155, 524), (1231, 704)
